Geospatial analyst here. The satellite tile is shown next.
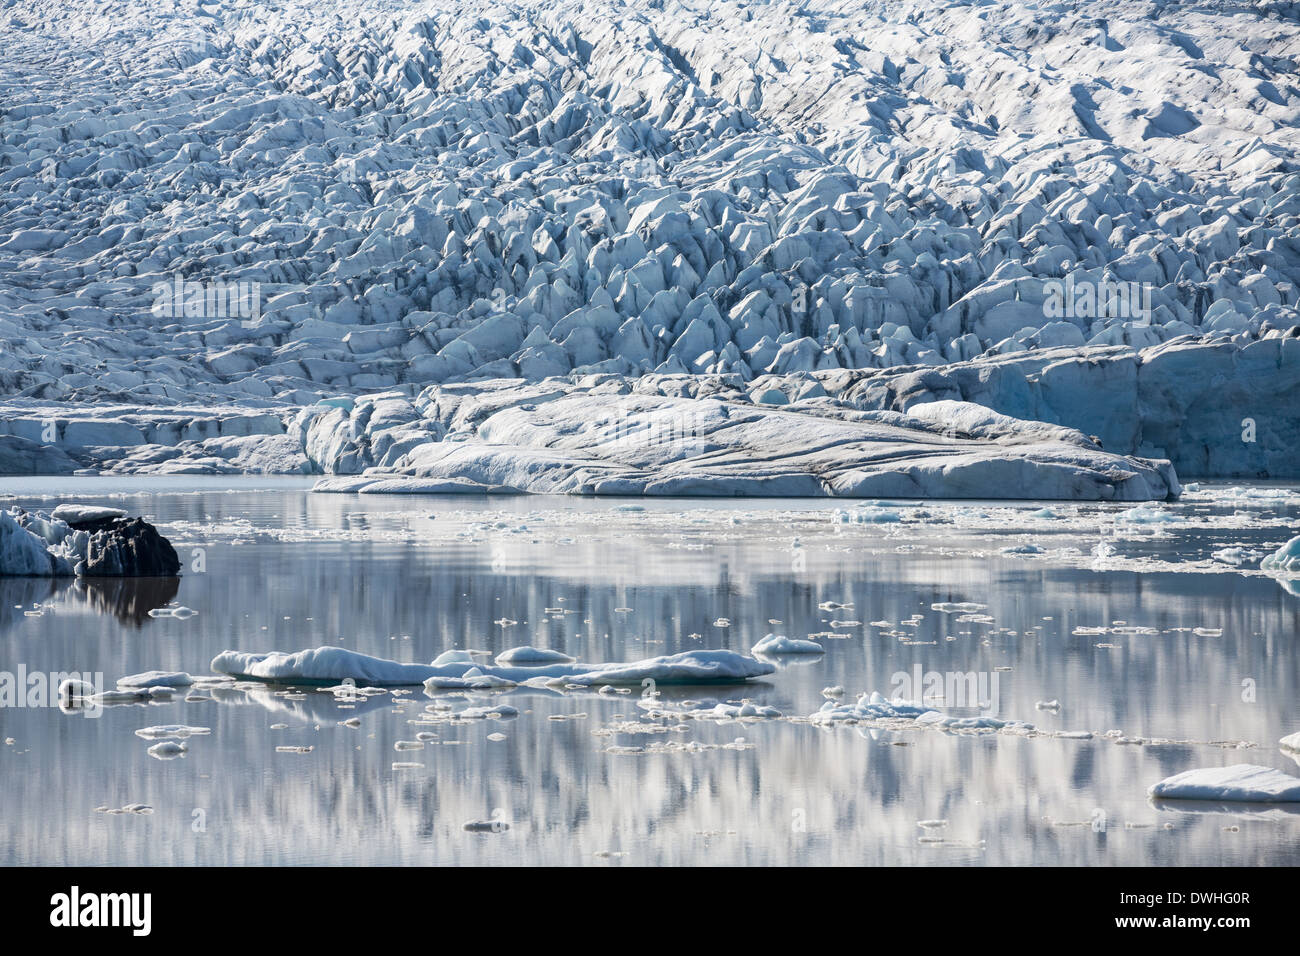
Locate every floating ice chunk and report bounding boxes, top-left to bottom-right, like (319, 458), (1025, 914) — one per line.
(1002, 544), (1044, 555)
(118, 671), (195, 689)
(917, 711), (1032, 731)
(430, 649), (482, 666)
(854, 507), (901, 523)
(457, 704), (519, 719)
(134, 725), (210, 740)
(147, 741), (187, 760)
(213, 646), (773, 691)
(751, 633), (823, 655)
(394, 740), (424, 751)
(463, 820), (509, 833)
(1149, 764), (1300, 802)
(494, 646), (575, 666)
(147, 605), (197, 619)
(51, 505), (127, 524)
(1261, 536), (1300, 573)
(1212, 547), (1260, 565)
(689, 701), (781, 719)
(1117, 505), (1182, 524)
(931, 602), (987, 613)
(1280, 733), (1300, 753)
(810, 692), (937, 723)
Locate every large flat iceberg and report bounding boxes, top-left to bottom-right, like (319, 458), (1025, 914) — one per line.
(1148, 764), (1300, 803)
(210, 646), (775, 688)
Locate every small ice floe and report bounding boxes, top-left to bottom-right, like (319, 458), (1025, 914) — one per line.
(853, 506), (901, 523)
(1211, 547), (1262, 565)
(457, 704), (519, 720)
(147, 741), (187, 760)
(487, 732), (507, 741)
(97, 804), (152, 815)
(1261, 535), (1300, 573)
(686, 700), (781, 720)
(917, 711), (1032, 732)
(822, 686), (845, 698)
(809, 693), (935, 724)
(751, 633), (823, 655)
(51, 504), (127, 524)
(147, 606), (197, 619)
(391, 762), (423, 770)
(134, 725), (210, 740)
(817, 601), (853, 611)
(1192, 627), (1223, 637)
(1001, 544), (1044, 556)
(494, 645), (575, 666)
(1149, 764), (1300, 802)
(712, 618), (730, 628)
(1279, 732), (1300, 753)
(394, 740), (424, 751)
(931, 602), (987, 613)
(1035, 700), (1061, 711)
(275, 746), (313, 754)
(493, 618), (517, 628)
(1118, 505), (1182, 524)
(340, 718), (361, 728)
(1029, 508), (1060, 519)
(117, 671), (195, 689)
(463, 820), (509, 832)
(917, 820), (948, 829)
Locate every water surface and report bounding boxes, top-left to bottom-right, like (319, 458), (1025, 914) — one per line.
(2, 478), (1299, 865)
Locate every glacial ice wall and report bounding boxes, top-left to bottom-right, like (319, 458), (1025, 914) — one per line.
(1, 0), (1298, 483)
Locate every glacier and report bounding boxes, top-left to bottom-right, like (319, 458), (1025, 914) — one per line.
(2, 0), (1299, 495)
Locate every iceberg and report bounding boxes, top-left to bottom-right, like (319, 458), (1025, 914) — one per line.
(210, 646), (775, 688)
(1148, 765), (1300, 802)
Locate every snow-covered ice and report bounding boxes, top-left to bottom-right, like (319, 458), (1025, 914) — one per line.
(210, 644), (775, 687)
(1148, 764), (1300, 803)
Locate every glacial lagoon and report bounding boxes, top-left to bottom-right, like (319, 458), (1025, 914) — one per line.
(2, 477), (1299, 866)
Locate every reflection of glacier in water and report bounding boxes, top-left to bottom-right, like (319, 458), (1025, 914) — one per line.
(1, 479), (1299, 865)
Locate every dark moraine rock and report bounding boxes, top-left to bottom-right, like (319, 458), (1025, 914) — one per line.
(79, 517), (181, 577)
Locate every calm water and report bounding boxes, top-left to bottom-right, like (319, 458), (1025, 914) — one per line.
(2, 478), (1299, 865)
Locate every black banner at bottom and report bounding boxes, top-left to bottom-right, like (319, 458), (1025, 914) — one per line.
(6, 866), (1281, 941)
